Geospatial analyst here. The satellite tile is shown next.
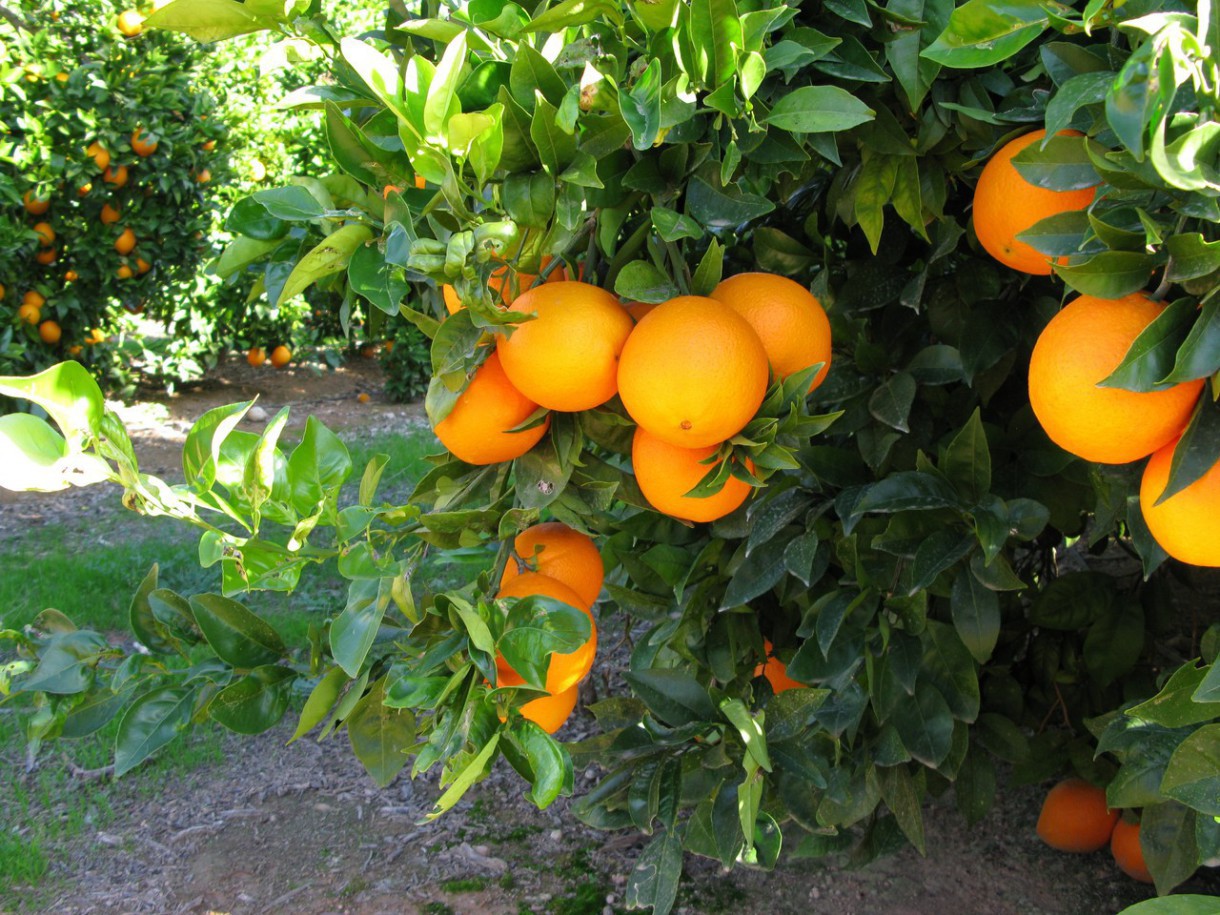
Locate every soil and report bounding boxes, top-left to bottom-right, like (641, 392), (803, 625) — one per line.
(2, 355), (1212, 915)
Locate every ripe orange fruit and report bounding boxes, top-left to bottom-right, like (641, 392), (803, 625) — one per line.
(87, 142), (110, 171)
(1036, 778), (1118, 853)
(500, 522), (604, 608)
(77, 182), (92, 197)
(23, 291), (45, 309)
(496, 573), (596, 695)
(1110, 818), (1153, 883)
(130, 127), (158, 157)
(38, 320), (61, 345)
(442, 283), (463, 315)
(85, 328), (106, 346)
(54, 72), (69, 84)
(64, 270), (78, 282)
(414, 174), (427, 190)
(247, 347), (266, 367)
(1028, 293), (1203, 464)
(434, 351), (549, 465)
(114, 228), (137, 255)
(35, 248), (57, 266)
(17, 302), (41, 325)
(103, 164), (128, 188)
(381, 184), (402, 200)
(514, 684), (579, 734)
(67, 344), (82, 356)
(497, 281), (634, 412)
(624, 301), (657, 323)
(117, 264), (133, 279)
(116, 10), (143, 36)
(754, 639), (805, 693)
(973, 129), (1098, 275)
(1140, 440), (1220, 567)
(135, 257), (151, 275)
(202, 139), (216, 152)
(32, 222), (55, 246)
(270, 344), (292, 368)
(23, 191), (50, 216)
(632, 427), (754, 523)
(196, 168), (212, 184)
(357, 392), (370, 404)
(0, 282), (6, 300)
(100, 203), (121, 225)
(711, 273), (833, 392)
(618, 295), (769, 449)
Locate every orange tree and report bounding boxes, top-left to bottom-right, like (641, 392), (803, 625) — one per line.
(3, 0), (1220, 910)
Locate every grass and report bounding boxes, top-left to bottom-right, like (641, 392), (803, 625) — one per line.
(0, 421), (444, 905)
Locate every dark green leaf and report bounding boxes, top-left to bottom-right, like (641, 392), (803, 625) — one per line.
(114, 687), (196, 777)
(1052, 251), (1155, 298)
(625, 669), (717, 726)
(950, 568), (1000, 663)
(209, 666), (295, 735)
(190, 594), (285, 669)
(1099, 296), (1196, 393)
(763, 86), (875, 133)
(348, 677), (415, 788)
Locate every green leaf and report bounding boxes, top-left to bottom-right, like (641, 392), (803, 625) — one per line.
(349, 243), (410, 317)
(1083, 601), (1145, 687)
(720, 698), (771, 772)
(530, 94), (578, 175)
(503, 719), (572, 809)
(0, 413), (72, 493)
(652, 207), (704, 243)
(209, 666), (295, 735)
(291, 667), (348, 743)
(950, 568), (1000, 663)
(502, 172), (555, 228)
(624, 669), (717, 726)
(331, 578), (392, 678)
(510, 45), (566, 110)
(288, 416), (352, 516)
(686, 174), (775, 227)
(277, 224), (374, 306)
(853, 472), (962, 518)
(1010, 133), (1102, 191)
(1115, 898), (1220, 915)
(0, 362), (104, 449)
(721, 545), (788, 609)
(144, 0), (277, 41)
(1163, 297), (1220, 384)
(691, 239), (725, 296)
(1044, 72), (1114, 140)
(424, 33), (467, 141)
(426, 733), (501, 820)
(614, 261), (680, 304)
(114, 687), (196, 777)
(868, 372), (915, 432)
(348, 677), (416, 788)
(19, 631), (107, 695)
(524, 0), (622, 31)
(1140, 801), (1200, 896)
(252, 186), (326, 221)
(1030, 572), (1113, 630)
(1099, 297), (1196, 393)
(892, 682), (955, 767)
(1052, 251), (1155, 298)
(226, 196), (289, 241)
(182, 401), (253, 492)
(1159, 725), (1220, 816)
(190, 594), (286, 669)
(942, 408), (991, 503)
(1129, 662), (1220, 728)
(922, 0), (1056, 68)
(621, 59), (663, 150)
(497, 596), (591, 689)
(1167, 233), (1220, 282)
(762, 86), (875, 133)
(625, 829), (683, 915)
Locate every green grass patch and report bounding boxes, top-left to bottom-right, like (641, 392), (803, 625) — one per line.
(442, 877), (489, 893)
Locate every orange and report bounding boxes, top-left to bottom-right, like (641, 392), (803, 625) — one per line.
(85, 328), (106, 345)
(23, 291), (45, 309)
(711, 273), (833, 392)
(1110, 818), (1153, 883)
(1028, 294), (1203, 464)
(67, 344), (82, 356)
(100, 203), (121, 225)
(32, 222), (55, 246)
(17, 303), (41, 325)
(497, 281), (633, 412)
(515, 684), (578, 734)
(433, 351), (549, 465)
(495, 573), (596, 695)
(86, 142), (110, 171)
(1140, 440), (1220, 567)
(35, 248), (58, 265)
(382, 184), (402, 199)
(135, 257), (151, 275)
(64, 270), (78, 282)
(357, 392), (370, 404)
(130, 127), (158, 157)
(114, 228), (137, 255)
(1036, 778), (1118, 853)
(442, 283), (463, 315)
(500, 522), (604, 608)
(54, 72), (69, 84)
(117, 264), (133, 279)
(196, 168), (212, 184)
(270, 344), (292, 368)
(116, 10), (143, 36)
(632, 427), (754, 523)
(103, 164), (128, 188)
(38, 320), (61, 345)
(754, 640), (805, 693)
(247, 346), (266, 367)
(0, 283), (6, 300)
(78, 182), (92, 197)
(23, 191), (49, 216)
(202, 139), (217, 152)
(618, 295), (769, 448)
(414, 174), (427, 190)
(973, 129), (1097, 275)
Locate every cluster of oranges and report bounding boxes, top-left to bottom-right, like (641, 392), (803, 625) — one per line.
(246, 345), (292, 369)
(974, 129), (1214, 567)
(433, 270), (832, 524)
(1036, 779), (1152, 884)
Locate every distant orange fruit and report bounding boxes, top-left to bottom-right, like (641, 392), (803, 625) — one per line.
(64, 270), (78, 282)
(33, 222), (55, 246)
(632, 427), (754, 523)
(1110, 818), (1153, 883)
(87, 142), (110, 171)
(23, 191), (50, 216)
(100, 203), (121, 224)
(500, 522), (604, 608)
(1036, 778), (1118, 853)
(196, 168), (212, 184)
(23, 291), (45, 309)
(357, 392), (370, 404)
(85, 327), (105, 346)
(116, 10), (143, 36)
(497, 281), (634, 412)
(754, 639), (805, 693)
(202, 139), (216, 152)
(618, 295), (769, 449)
(54, 72), (69, 84)
(67, 344), (82, 356)
(1140, 439), (1220, 567)
(1029, 294), (1203, 464)
(78, 182), (92, 196)
(135, 257), (151, 275)
(711, 272), (833, 392)
(114, 228), (137, 255)
(116, 264), (133, 279)
(38, 320), (61, 344)
(130, 127), (158, 157)
(270, 344), (292, 368)
(973, 129), (1097, 275)
(414, 174), (427, 190)
(103, 164), (128, 188)
(17, 302), (41, 325)
(433, 351), (549, 465)
(514, 684), (579, 734)
(0, 283), (6, 300)
(35, 248), (57, 265)
(442, 283), (463, 315)
(247, 346), (266, 367)
(496, 573), (596, 696)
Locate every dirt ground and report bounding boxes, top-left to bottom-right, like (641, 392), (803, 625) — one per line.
(2, 355), (1213, 915)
